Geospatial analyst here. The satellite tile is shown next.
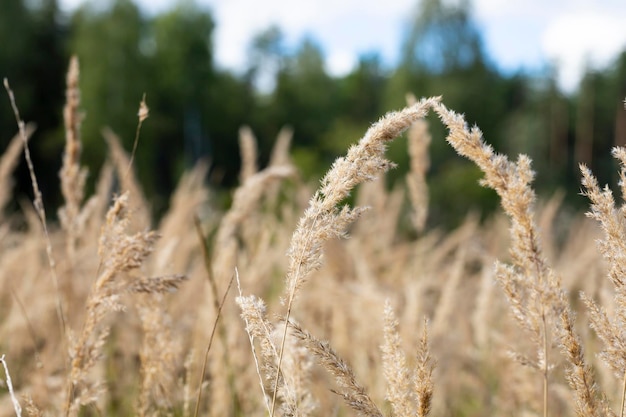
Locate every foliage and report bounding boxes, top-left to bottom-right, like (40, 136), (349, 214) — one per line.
(2, 0), (626, 228)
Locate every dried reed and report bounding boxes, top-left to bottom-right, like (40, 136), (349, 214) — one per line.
(65, 192), (161, 415)
(58, 55), (88, 267)
(580, 148), (626, 417)
(6, 66), (626, 417)
(273, 98), (441, 415)
(434, 102), (607, 417)
(3, 78), (69, 365)
(382, 300), (434, 417)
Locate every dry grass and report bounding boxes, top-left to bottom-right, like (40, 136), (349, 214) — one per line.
(1, 58), (626, 417)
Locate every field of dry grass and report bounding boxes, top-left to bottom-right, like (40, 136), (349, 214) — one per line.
(1, 59), (626, 417)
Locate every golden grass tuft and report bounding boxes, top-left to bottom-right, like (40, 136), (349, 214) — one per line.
(4, 60), (626, 417)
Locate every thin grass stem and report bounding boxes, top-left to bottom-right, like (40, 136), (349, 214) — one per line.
(123, 93), (148, 183)
(1, 355), (22, 417)
(193, 271), (235, 417)
(3, 78), (68, 346)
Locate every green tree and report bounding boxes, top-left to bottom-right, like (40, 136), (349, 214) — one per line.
(338, 53), (386, 122)
(246, 25), (286, 93)
(148, 1), (255, 193)
(574, 56), (626, 188)
(268, 37), (339, 177)
(0, 0), (67, 210)
(401, 0), (484, 73)
(319, 54), (387, 164)
(71, 0), (148, 175)
(147, 1), (215, 201)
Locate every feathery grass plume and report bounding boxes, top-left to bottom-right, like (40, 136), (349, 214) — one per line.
(65, 192), (159, 415)
(23, 397), (43, 417)
(283, 96), (440, 306)
(124, 93), (149, 182)
(415, 318), (435, 417)
(236, 293), (281, 415)
(58, 55), (88, 266)
(434, 102), (606, 417)
(56, 56), (103, 311)
(580, 149), (626, 416)
(272, 322), (317, 417)
(285, 107), (438, 309)
(0, 126), (32, 217)
(135, 280), (187, 417)
(236, 304), (317, 417)
(405, 93), (431, 233)
(271, 97), (440, 416)
(239, 125), (259, 182)
(289, 320), (383, 417)
(559, 297), (615, 417)
(206, 166), (292, 412)
(382, 301), (435, 417)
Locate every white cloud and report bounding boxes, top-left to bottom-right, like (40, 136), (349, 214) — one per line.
(57, 0), (84, 13)
(56, 0), (626, 92)
(542, 11), (626, 91)
(473, 0), (626, 92)
(326, 49), (356, 76)
(207, 0), (412, 73)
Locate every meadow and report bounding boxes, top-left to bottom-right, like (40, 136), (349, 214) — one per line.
(1, 57), (625, 417)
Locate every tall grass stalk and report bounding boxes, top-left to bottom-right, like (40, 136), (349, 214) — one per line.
(580, 147), (626, 417)
(434, 102), (605, 417)
(272, 97), (441, 416)
(3, 78), (68, 349)
(193, 272), (235, 417)
(123, 93), (149, 183)
(8, 68), (626, 416)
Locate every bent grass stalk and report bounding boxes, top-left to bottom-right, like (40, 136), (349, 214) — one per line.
(8, 74), (626, 416)
(259, 98), (604, 417)
(434, 101), (605, 417)
(580, 148), (626, 417)
(271, 97), (441, 416)
(432, 102), (553, 416)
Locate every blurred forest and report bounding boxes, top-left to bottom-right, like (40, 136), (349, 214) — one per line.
(2, 0), (626, 227)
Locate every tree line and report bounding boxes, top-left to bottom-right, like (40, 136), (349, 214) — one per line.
(1, 0), (626, 227)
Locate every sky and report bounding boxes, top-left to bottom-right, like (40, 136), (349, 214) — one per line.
(57, 0), (626, 94)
